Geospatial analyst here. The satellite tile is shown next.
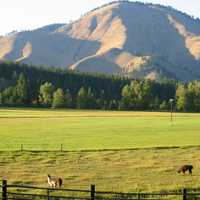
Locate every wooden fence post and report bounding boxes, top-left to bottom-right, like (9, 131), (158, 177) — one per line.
(47, 189), (50, 200)
(2, 180), (7, 200)
(183, 188), (187, 200)
(91, 185), (95, 200)
(21, 144), (23, 151)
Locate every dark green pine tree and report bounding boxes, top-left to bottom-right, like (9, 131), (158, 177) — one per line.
(65, 89), (73, 108)
(76, 87), (88, 109)
(0, 92), (2, 105)
(87, 87), (96, 109)
(15, 73), (28, 105)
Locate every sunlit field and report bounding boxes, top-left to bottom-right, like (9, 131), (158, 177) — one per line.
(1, 148), (200, 192)
(0, 108), (200, 150)
(1, 108), (200, 192)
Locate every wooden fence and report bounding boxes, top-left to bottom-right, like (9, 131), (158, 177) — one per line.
(1, 180), (200, 200)
(0, 143), (65, 151)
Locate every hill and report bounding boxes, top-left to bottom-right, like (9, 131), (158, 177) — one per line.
(1, 1), (200, 81)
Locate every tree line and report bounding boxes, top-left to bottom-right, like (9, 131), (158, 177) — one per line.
(0, 62), (199, 112)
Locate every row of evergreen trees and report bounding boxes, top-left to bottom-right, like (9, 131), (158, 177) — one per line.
(0, 62), (200, 112)
(176, 81), (200, 112)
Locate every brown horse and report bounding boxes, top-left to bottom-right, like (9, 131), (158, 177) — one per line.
(177, 165), (193, 174)
(47, 174), (63, 187)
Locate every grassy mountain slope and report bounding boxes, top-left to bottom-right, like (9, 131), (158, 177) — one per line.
(0, 1), (200, 81)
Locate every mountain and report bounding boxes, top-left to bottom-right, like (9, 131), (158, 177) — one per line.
(1, 1), (200, 81)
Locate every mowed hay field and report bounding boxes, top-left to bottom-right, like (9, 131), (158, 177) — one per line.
(1, 149), (200, 192)
(1, 108), (200, 192)
(0, 108), (200, 150)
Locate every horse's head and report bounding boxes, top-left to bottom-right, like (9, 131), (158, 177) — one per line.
(47, 174), (51, 179)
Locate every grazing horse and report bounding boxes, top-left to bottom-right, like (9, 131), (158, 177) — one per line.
(47, 174), (63, 187)
(177, 165), (193, 174)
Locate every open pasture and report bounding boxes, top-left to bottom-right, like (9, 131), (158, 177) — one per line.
(1, 148), (200, 192)
(0, 108), (200, 150)
(0, 109), (200, 192)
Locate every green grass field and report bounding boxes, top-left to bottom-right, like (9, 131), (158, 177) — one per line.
(1, 108), (200, 192)
(0, 108), (200, 150)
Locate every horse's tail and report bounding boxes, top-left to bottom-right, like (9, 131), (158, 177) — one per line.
(58, 178), (63, 187)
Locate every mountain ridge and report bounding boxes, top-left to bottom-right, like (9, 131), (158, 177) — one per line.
(0, 1), (200, 81)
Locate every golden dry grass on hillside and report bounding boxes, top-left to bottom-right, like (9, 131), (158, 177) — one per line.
(16, 41), (32, 62)
(0, 36), (15, 59)
(168, 15), (200, 60)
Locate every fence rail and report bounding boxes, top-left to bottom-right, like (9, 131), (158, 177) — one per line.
(1, 180), (200, 200)
(0, 143), (66, 152)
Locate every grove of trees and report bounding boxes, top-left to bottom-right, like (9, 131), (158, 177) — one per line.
(0, 62), (200, 112)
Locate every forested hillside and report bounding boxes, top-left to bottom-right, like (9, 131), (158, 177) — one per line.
(1, 62), (198, 111)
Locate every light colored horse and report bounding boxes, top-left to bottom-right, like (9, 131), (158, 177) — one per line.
(47, 174), (63, 188)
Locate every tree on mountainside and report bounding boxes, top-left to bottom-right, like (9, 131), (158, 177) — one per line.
(39, 82), (54, 107)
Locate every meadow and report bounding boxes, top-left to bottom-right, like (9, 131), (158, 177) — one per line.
(1, 148), (200, 192)
(0, 108), (200, 150)
(0, 108), (200, 192)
